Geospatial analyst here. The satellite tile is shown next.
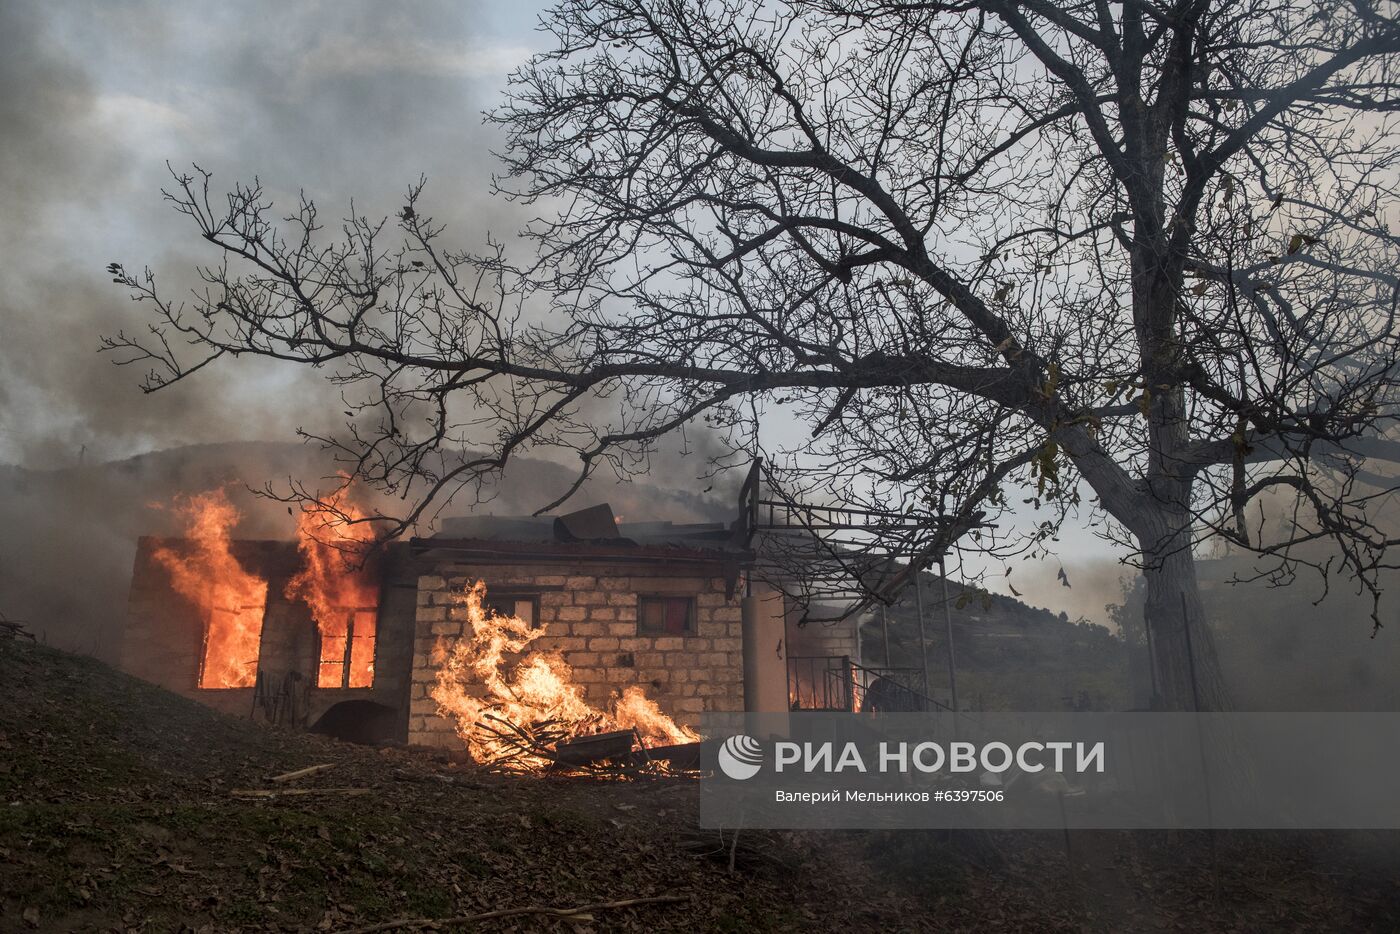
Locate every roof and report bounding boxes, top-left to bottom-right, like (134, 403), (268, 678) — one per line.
(413, 503), (751, 566)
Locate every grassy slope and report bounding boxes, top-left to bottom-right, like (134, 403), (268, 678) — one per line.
(3, 638), (1398, 932)
(0, 639), (918, 932)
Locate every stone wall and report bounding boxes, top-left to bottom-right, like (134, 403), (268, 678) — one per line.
(407, 561), (745, 748)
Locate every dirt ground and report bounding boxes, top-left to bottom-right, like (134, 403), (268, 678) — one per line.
(2, 638), (1397, 932)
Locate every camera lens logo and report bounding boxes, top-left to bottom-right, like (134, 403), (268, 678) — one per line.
(717, 735), (764, 780)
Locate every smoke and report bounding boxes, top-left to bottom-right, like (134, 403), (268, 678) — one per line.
(1192, 481), (1400, 711)
(0, 0), (529, 467)
(1004, 556), (1132, 629)
(0, 2), (743, 658)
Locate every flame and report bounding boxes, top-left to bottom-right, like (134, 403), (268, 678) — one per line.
(285, 488), (380, 688)
(431, 581), (698, 769)
(151, 489), (267, 689)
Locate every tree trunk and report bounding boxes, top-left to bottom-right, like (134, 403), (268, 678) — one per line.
(1140, 538), (1229, 711)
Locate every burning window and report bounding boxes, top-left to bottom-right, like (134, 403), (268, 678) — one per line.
(150, 489), (268, 690)
(198, 601), (269, 689)
(284, 489), (382, 691)
(638, 595), (695, 635)
(317, 608), (377, 688)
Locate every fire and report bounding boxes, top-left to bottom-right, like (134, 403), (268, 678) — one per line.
(151, 489), (267, 688)
(431, 581), (698, 769)
(285, 488), (380, 689)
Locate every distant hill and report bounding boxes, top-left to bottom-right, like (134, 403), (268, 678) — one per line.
(859, 571), (1129, 712)
(0, 441), (732, 660)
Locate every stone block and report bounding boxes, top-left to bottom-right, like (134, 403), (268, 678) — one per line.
(573, 591), (609, 606)
(410, 697), (441, 716)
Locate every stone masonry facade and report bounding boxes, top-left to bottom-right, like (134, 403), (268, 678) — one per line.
(407, 560), (746, 747)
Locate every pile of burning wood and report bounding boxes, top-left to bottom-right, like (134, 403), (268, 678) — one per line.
(478, 716), (703, 776)
(432, 582), (703, 777)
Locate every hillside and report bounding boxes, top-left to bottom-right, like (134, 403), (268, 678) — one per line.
(4, 638), (1399, 932)
(859, 572), (1132, 711)
(0, 637), (919, 932)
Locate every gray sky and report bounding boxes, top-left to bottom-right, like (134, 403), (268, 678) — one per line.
(0, 0), (1127, 620)
(0, 0), (546, 466)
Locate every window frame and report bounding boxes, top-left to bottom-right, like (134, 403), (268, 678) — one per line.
(484, 592), (543, 629)
(636, 594), (697, 636)
(196, 603), (267, 690)
(316, 606), (379, 690)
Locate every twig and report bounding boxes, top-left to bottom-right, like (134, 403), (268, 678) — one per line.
(334, 895), (689, 933)
(268, 763), (336, 784)
(231, 787), (370, 799)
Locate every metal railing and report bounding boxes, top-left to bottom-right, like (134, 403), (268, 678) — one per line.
(788, 655), (942, 712)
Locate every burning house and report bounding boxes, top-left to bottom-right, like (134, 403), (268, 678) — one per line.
(120, 490), (876, 759)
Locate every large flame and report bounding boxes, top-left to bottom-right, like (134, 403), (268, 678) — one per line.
(151, 489), (268, 689)
(431, 581), (698, 769)
(285, 488), (380, 689)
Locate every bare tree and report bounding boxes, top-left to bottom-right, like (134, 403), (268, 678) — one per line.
(105, 0), (1400, 710)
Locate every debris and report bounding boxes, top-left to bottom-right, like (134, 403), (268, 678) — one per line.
(639, 740), (702, 770)
(230, 787), (371, 799)
(268, 763), (336, 784)
(552, 730), (637, 767)
(333, 895), (689, 933)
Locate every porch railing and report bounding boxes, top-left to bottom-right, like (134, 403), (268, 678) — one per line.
(787, 655), (944, 712)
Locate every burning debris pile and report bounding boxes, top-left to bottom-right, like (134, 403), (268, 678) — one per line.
(430, 581), (700, 773)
